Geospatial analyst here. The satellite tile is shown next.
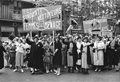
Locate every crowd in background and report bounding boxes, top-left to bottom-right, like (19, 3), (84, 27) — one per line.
(0, 33), (120, 76)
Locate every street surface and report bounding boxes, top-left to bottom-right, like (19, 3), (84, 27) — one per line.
(0, 68), (120, 82)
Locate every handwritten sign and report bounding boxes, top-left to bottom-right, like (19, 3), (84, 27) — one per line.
(101, 31), (112, 37)
(90, 19), (101, 31)
(83, 18), (109, 35)
(22, 5), (62, 31)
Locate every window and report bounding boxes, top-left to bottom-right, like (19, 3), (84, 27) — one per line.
(2, 32), (11, 37)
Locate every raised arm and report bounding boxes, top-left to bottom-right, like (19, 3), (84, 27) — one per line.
(2, 46), (6, 53)
(26, 34), (34, 45)
(26, 38), (34, 45)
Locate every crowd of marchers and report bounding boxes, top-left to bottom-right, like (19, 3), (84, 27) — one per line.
(0, 34), (120, 76)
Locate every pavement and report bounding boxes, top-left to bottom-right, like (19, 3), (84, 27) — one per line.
(0, 68), (120, 82)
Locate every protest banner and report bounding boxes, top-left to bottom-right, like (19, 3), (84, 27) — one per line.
(22, 5), (62, 31)
(83, 18), (111, 36)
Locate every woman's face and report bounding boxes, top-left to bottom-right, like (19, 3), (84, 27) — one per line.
(83, 39), (87, 43)
(91, 39), (95, 43)
(55, 38), (59, 42)
(97, 37), (100, 41)
(22, 40), (26, 44)
(60, 39), (62, 43)
(64, 38), (68, 42)
(74, 39), (77, 42)
(106, 38), (108, 41)
(78, 38), (82, 42)
(102, 37), (105, 41)
(69, 38), (72, 42)
(109, 37), (113, 41)
(4, 42), (7, 46)
(34, 38), (38, 43)
(18, 39), (22, 43)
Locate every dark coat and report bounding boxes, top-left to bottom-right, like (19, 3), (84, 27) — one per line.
(113, 41), (120, 65)
(87, 43), (94, 65)
(26, 39), (44, 69)
(87, 46), (91, 65)
(78, 44), (83, 59)
(81, 43), (92, 65)
(53, 41), (62, 67)
(106, 41), (114, 66)
(73, 42), (78, 68)
(0, 45), (6, 69)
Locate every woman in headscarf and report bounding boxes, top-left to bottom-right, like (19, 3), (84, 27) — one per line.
(0, 37), (6, 71)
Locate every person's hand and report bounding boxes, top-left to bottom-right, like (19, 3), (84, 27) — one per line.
(6, 52), (9, 55)
(53, 52), (55, 56)
(26, 33), (29, 38)
(53, 51), (56, 55)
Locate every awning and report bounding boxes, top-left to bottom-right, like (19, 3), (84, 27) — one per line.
(1, 26), (14, 32)
(1, 26), (23, 32)
(0, 18), (22, 22)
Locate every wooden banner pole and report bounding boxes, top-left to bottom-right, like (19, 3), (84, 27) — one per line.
(30, 31), (32, 38)
(53, 30), (55, 53)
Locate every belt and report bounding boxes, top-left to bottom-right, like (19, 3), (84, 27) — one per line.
(111, 48), (114, 49)
(97, 49), (103, 51)
(82, 51), (85, 53)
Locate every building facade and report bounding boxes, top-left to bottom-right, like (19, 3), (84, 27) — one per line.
(0, 0), (35, 37)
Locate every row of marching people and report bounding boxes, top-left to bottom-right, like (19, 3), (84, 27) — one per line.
(66, 35), (120, 74)
(0, 34), (120, 75)
(2, 37), (30, 72)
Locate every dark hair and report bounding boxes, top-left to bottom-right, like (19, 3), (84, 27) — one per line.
(55, 37), (60, 41)
(97, 36), (102, 41)
(60, 38), (64, 42)
(34, 36), (39, 40)
(77, 37), (82, 40)
(82, 37), (89, 42)
(0, 40), (2, 46)
(19, 39), (23, 43)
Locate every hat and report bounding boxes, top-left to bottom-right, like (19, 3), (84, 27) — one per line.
(13, 37), (19, 41)
(18, 38), (23, 42)
(97, 36), (102, 40)
(82, 37), (89, 41)
(67, 34), (72, 38)
(77, 36), (82, 40)
(34, 35), (39, 39)
(55, 36), (60, 40)
(62, 37), (67, 39)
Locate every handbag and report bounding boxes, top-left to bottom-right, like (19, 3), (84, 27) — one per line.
(93, 49), (95, 53)
(76, 59), (81, 65)
(69, 51), (73, 56)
